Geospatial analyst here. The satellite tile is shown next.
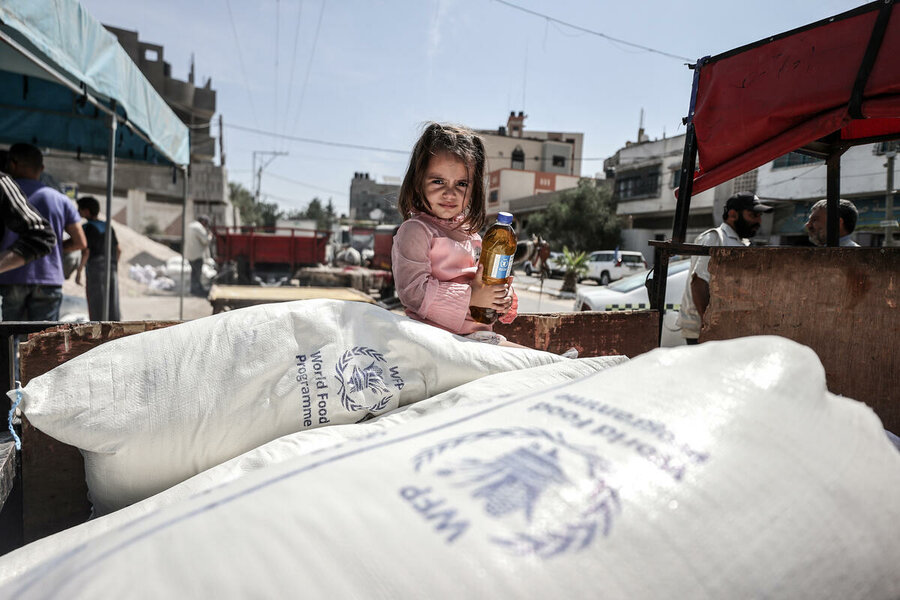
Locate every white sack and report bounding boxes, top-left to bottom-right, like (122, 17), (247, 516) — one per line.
(4, 336), (899, 599)
(0, 356), (626, 585)
(11, 299), (569, 514)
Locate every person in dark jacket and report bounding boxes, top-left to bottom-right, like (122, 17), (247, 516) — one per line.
(0, 171), (56, 276)
(75, 196), (121, 321)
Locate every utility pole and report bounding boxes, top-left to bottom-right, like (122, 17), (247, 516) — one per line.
(252, 150), (288, 204)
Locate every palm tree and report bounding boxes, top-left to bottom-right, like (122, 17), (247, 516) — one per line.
(559, 247), (589, 293)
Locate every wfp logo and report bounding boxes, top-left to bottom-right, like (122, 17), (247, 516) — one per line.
(334, 346), (403, 413)
(412, 427), (621, 558)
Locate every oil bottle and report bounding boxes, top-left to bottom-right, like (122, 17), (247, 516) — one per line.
(471, 212), (517, 324)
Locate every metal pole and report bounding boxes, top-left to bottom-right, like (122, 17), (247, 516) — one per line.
(826, 153), (841, 247)
(885, 151), (897, 247)
(179, 167), (189, 320)
(102, 101), (117, 321)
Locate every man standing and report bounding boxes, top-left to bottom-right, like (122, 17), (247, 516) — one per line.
(0, 171), (56, 275)
(0, 144), (86, 320)
(75, 196), (122, 321)
(184, 215), (212, 296)
(677, 191), (773, 344)
(805, 198), (860, 247)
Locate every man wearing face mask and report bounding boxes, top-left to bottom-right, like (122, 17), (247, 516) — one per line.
(676, 191), (773, 344)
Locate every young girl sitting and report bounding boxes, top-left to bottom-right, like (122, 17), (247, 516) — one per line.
(391, 122), (520, 346)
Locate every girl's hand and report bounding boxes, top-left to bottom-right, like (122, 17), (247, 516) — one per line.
(469, 264), (510, 310)
(498, 276), (515, 316)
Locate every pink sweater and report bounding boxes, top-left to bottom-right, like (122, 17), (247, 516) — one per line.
(391, 212), (518, 335)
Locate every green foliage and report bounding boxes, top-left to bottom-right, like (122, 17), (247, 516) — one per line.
(285, 197), (337, 230)
(525, 180), (620, 253)
(559, 247), (589, 275)
(559, 246), (589, 293)
(228, 181), (286, 228)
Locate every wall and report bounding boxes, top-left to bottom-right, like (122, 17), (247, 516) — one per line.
(702, 247), (900, 432)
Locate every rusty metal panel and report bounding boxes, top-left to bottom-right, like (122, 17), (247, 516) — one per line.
(18, 321), (178, 543)
(703, 247), (899, 432)
(496, 311), (658, 358)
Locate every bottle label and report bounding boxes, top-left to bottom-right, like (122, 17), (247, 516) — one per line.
(485, 253), (514, 279)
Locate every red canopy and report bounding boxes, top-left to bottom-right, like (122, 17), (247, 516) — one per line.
(690, 1), (900, 195)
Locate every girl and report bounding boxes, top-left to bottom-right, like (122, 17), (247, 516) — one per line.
(391, 122), (519, 346)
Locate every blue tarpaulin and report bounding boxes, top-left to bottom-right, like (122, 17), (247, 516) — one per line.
(0, 0), (189, 165)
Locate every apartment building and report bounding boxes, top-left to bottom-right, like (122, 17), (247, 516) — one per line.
(478, 112), (584, 220)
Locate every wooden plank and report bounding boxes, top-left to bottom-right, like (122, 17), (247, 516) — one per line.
(496, 310), (659, 358)
(702, 247), (900, 432)
(208, 284), (376, 314)
(18, 321), (178, 544)
(0, 441), (14, 510)
(0, 438), (23, 554)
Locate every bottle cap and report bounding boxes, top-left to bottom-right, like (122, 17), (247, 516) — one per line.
(497, 212), (513, 225)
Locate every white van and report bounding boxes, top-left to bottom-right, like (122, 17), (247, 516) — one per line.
(583, 250), (648, 285)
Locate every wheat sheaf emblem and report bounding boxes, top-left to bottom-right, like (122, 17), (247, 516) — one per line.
(334, 346), (393, 413)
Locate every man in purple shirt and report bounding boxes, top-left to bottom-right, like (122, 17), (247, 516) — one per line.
(0, 143), (87, 321)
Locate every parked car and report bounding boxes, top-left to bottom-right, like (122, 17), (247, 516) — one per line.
(573, 259), (691, 347)
(523, 251), (564, 277)
(583, 250), (648, 285)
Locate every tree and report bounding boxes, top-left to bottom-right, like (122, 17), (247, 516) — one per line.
(228, 181), (283, 227)
(228, 182), (257, 224)
(558, 247), (589, 294)
(525, 180), (620, 253)
(284, 197), (337, 230)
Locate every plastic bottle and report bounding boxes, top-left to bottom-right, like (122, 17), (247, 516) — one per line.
(471, 212), (517, 324)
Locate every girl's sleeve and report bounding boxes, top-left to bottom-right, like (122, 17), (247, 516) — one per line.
(499, 287), (518, 324)
(392, 221), (472, 333)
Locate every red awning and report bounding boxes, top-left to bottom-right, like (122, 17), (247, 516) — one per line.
(690, 1), (900, 195)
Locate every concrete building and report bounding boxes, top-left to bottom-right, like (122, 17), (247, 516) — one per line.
(608, 132), (899, 261)
(41, 26), (233, 246)
(478, 112), (584, 220)
(348, 172), (401, 224)
(607, 132), (762, 264)
(757, 143), (899, 246)
(346, 113), (586, 228)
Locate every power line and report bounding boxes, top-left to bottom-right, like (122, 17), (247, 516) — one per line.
(266, 172), (348, 196)
(490, 0), (693, 63)
(223, 0), (260, 128)
(228, 122), (410, 154)
(288, 0), (328, 137)
(283, 0), (306, 145)
(274, 0), (281, 138)
(225, 122), (609, 160)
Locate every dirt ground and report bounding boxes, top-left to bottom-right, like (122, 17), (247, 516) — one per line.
(60, 219), (215, 323)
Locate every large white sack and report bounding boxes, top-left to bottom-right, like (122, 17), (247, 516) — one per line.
(11, 299), (570, 514)
(4, 336), (899, 599)
(0, 356), (627, 585)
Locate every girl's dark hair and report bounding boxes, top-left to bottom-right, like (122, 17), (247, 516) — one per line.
(397, 122), (486, 233)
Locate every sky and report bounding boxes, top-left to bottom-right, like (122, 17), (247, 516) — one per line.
(77, 0), (865, 217)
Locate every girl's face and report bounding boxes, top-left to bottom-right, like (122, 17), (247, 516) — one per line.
(422, 152), (472, 221)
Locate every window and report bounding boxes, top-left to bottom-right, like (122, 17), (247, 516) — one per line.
(772, 152), (823, 168)
(144, 49), (159, 62)
(671, 167), (682, 190)
(552, 155), (566, 168)
(511, 146), (525, 170)
(614, 165), (661, 200)
(489, 190), (498, 204)
(732, 169), (758, 194)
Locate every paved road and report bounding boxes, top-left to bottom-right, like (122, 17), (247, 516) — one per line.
(512, 273), (597, 314)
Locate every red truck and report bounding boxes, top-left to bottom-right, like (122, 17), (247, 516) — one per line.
(212, 226), (331, 285)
